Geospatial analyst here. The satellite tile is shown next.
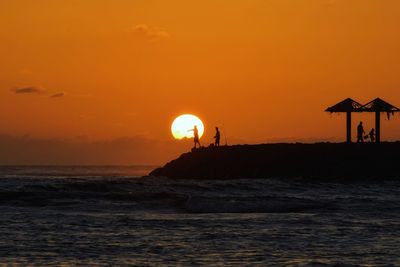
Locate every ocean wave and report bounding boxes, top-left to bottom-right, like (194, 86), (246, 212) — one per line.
(0, 176), (399, 214)
(184, 196), (331, 213)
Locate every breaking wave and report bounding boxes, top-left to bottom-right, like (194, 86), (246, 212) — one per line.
(0, 174), (399, 214)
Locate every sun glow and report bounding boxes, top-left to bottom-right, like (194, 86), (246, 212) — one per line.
(171, 114), (205, 140)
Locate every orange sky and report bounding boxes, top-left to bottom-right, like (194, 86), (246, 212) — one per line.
(1, 0), (400, 147)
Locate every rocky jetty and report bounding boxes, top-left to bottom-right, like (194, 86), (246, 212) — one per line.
(150, 142), (400, 180)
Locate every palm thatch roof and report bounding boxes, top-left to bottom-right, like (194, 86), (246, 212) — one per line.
(362, 98), (400, 112)
(361, 98), (400, 119)
(325, 98), (363, 113)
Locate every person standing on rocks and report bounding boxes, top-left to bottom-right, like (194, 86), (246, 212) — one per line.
(214, 127), (221, 146)
(189, 125), (201, 148)
(357, 121), (365, 143)
(369, 128), (375, 143)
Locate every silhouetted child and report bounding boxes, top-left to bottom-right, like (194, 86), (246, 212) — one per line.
(214, 127), (220, 146)
(369, 128), (375, 143)
(357, 121), (365, 143)
(189, 125), (201, 148)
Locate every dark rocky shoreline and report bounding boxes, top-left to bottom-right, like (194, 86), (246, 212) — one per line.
(150, 142), (400, 180)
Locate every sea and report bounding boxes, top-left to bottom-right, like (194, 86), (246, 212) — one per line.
(0, 166), (399, 266)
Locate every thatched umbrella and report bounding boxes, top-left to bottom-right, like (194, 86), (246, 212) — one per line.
(361, 98), (400, 143)
(326, 98), (363, 143)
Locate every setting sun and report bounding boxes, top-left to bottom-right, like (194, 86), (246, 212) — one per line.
(171, 114), (204, 140)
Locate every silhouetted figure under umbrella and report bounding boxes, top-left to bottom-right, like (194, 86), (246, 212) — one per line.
(214, 127), (220, 146)
(357, 121), (365, 143)
(189, 125), (201, 148)
(369, 128), (375, 143)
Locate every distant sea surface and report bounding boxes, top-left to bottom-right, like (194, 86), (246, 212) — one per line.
(0, 166), (399, 266)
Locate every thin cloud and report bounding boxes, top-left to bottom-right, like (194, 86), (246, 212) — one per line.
(12, 86), (67, 99)
(13, 86), (47, 94)
(50, 92), (65, 98)
(130, 24), (170, 41)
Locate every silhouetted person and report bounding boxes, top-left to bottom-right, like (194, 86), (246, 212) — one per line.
(369, 128), (375, 143)
(357, 121), (365, 143)
(214, 127), (220, 146)
(189, 125), (201, 148)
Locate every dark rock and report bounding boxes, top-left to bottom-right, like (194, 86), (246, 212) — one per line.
(150, 142), (400, 180)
